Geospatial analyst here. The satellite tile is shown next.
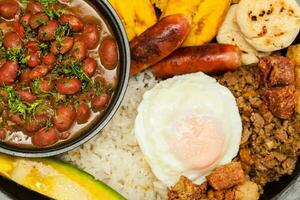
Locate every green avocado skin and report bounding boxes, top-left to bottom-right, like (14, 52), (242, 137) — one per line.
(40, 158), (127, 200)
(32, 158), (126, 200)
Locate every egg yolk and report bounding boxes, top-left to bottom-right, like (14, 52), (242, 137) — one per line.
(169, 115), (225, 170)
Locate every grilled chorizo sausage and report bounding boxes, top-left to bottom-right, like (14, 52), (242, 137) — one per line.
(151, 44), (242, 78)
(130, 14), (191, 75)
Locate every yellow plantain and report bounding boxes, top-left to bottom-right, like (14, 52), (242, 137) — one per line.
(161, 0), (200, 20)
(108, 0), (157, 41)
(231, 0), (240, 3)
(151, 0), (169, 11)
(162, 0), (231, 47)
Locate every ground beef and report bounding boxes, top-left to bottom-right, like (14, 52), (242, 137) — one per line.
(216, 65), (300, 187)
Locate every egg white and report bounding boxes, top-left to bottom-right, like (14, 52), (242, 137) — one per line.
(134, 73), (242, 187)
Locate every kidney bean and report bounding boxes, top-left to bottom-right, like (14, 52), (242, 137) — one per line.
(22, 114), (48, 134)
(38, 79), (55, 92)
(38, 20), (59, 41)
(71, 39), (87, 61)
(56, 78), (82, 94)
(19, 70), (31, 84)
(29, 13), (49, 29)
(42, 53), (56, 65)
(3, 32), (22, 49)
(0, 61), (18, 85)
(17, 89), (37, 103)
(53, 104), (76, 131)
(20, 13), (32, 25)
(13, 21), (25, 38)
(26, 51), (41, 68)
(99, 37), (118, 70)
(0, 128), (6, 140)
(0, 2), (19, 19)
(83, 57), (97, 77)
(29, 65), (50, 80)
(50, 37), (74, 55)
(32, 127), (59, 147)
(59, 14), (84, 32)
(58, 131), (70, 140)
(94, 76), (109, 87)
(91, 93), (111, 111)
(76, 103), (91, 124)
(83, 23), (100, 49)
(79, 89), (95, 102)
(9, 114), (24, 126)
(27, 1), (43, 14)
(26, 41), (40, 52)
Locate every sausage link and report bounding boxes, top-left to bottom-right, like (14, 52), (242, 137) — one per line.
(151, 44), (242, 78)
(130, 14), (191, 75)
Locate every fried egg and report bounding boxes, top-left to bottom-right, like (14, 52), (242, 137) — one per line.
(134, 73), (242, 187)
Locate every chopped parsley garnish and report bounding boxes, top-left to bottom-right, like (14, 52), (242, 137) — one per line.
(22, 23), (37, 40)
(0, 117), (3, 128)
(6, 47), (29, 64)
(95, 86), (103, 96)
(39, 41), (50, 55)
(53, 60), (93, 92)
(32, 79), (42, 94)
(45, 117), (53, 129)
(36, 0), (61, 19)
(56, 24), (72, 37)
(37, 18), (47, 25)
(6, 86), (42, 119)
(38, 0), (58, 4)
(107, 87), (114, 94)
(21, 0), (29, 8)
(55, 24), (72, 46)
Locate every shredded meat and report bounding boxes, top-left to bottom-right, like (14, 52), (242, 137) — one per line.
(217, 65), (300, 186)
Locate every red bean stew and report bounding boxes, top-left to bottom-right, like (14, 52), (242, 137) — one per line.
(0, 0), (119, 148)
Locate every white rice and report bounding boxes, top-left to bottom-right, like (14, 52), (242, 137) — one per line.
(60, 71), (167, 200)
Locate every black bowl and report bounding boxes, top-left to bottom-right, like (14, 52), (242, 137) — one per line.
(0, 0), (130, 157)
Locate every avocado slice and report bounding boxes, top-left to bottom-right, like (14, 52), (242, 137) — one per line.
(0, 154), (126, 200)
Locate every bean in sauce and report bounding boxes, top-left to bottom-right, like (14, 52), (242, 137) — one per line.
(0, 0), (119, 148)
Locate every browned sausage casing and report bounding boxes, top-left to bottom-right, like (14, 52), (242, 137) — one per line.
(130, 14), (191, 75)
(151, 44), (242, 78)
